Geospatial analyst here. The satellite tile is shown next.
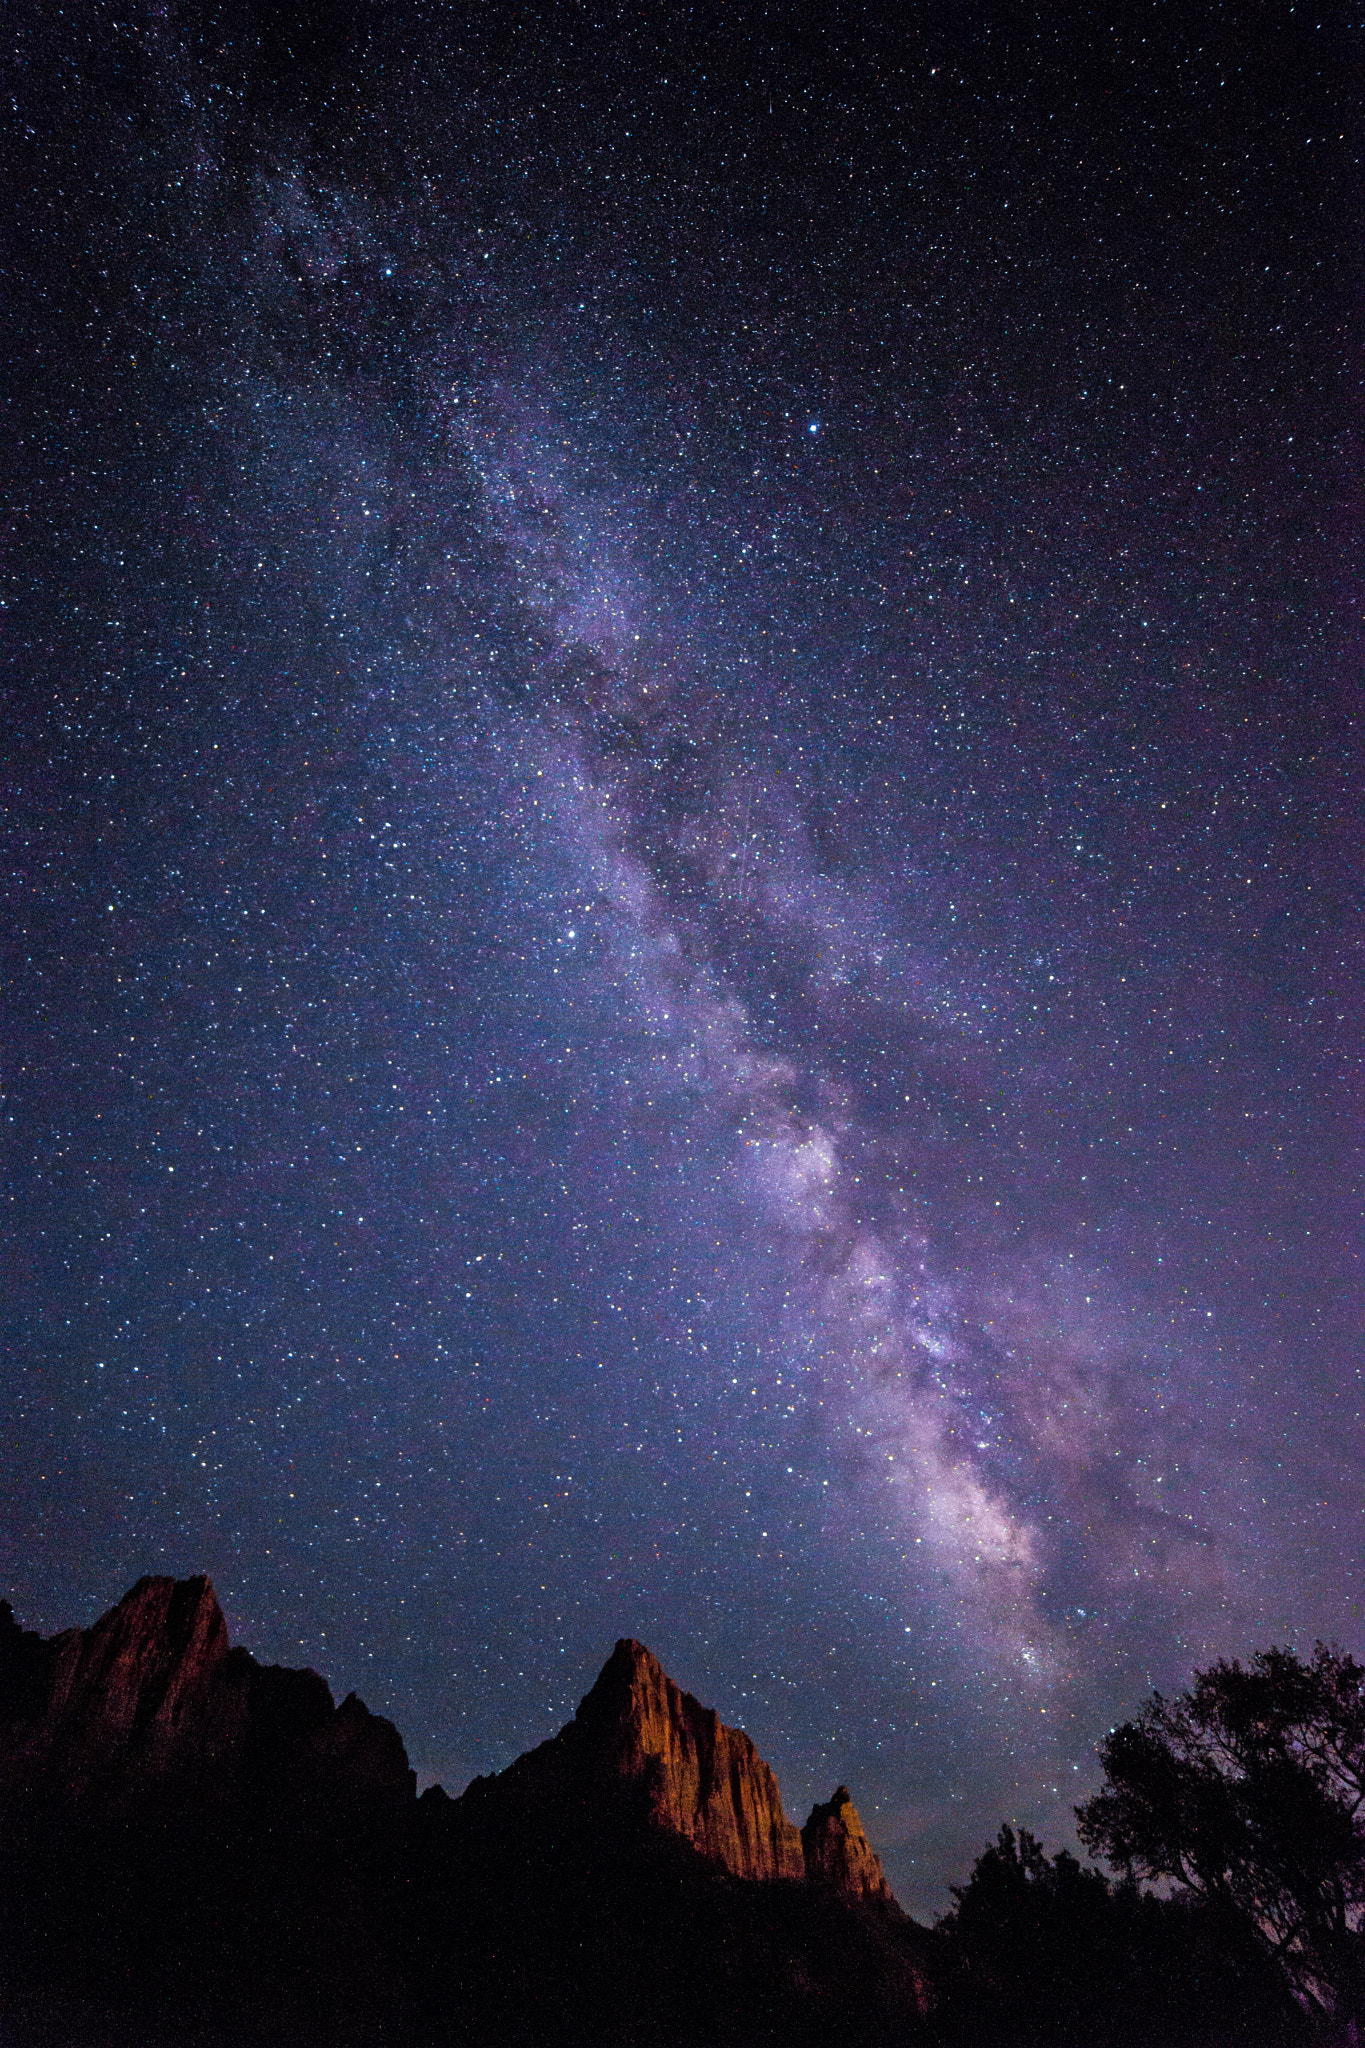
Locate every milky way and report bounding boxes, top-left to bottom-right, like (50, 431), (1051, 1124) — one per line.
(4, 2), (1362, 1910)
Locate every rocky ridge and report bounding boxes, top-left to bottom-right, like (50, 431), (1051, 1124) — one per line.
(0, 1580), (892, 1904)
(450, 1633), (894, 1898)
(0, 1577), (921, 2046)
(0, 1573), (414, 1816)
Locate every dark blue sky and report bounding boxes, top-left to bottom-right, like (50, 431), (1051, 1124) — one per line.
(4, 0), (1361, 1914)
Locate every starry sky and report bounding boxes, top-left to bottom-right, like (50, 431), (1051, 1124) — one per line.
(3, 0), (1362, 1915)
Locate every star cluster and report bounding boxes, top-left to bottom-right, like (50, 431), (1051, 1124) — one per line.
(3, 0), (1361, 1912)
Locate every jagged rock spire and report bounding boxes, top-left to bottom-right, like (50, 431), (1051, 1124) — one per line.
(571, 1637), (806, 1881)
(0, 1574), (413, 1812)
(452, 1633), (898, 1905)
(802, 1784), (895, 1903)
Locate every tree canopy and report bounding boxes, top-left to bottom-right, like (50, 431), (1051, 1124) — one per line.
(1076, 1642), (1365, 2018)
(931, 1822), (1300, 2048)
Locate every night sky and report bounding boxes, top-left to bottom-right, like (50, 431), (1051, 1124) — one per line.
(4, 1), (1361, 1915)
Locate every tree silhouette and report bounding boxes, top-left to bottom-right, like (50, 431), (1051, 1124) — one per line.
(931, 1822), (1301, 2047)
(1077, 1643), (1365, 2018)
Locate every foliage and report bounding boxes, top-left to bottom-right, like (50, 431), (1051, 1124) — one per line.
(931, 1823), (1302, 2048)
(1077, 1642), (1365, 2018)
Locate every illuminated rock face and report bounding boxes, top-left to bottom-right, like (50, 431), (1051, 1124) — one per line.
(0, 1583), (897, 1913)
(571, 1637), (807, 1881)
(454, 1636), (898, 1904)
(0, 1574), (414, 1815)
(802, 1785), (895, 1904)
(4, 1575), (230, 1796)
(0, 1582), (926, 2046)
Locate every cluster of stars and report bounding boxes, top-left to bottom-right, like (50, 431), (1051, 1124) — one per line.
(3, 0), (1360, 1921)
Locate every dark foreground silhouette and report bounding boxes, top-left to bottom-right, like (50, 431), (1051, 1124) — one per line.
(0, 1577), (1323, 2046)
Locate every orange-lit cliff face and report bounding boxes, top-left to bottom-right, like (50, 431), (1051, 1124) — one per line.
(802, 1785), (895, 1904)
(451, 1632), (897, 1905)
(0, 1574), (414, 1814)
(0, 1578), (897, 1910)
(572, 1637), (808, 1881)
(14, 1576), (232, 1796)
(0, 1578), (925, 2046)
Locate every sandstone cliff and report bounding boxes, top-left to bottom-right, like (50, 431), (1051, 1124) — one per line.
(802, 1784), (895, 1903)
(571, 1635), (806, 1880)
(0, 1579), (928, 2045)
(2, 1582), (897, 1909)
(449, 1634), (897, 1905)
(0, 1574), (413, 1816)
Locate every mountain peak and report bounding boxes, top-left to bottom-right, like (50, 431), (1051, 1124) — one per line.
(802, 1784), (895, 1904)
(566, 1636), (805, 1881)
(5, 1581), (897, 1916)
(0, 1574), (413, 1814)
(457, 1637), (900, 1899)
(39, 1573), (230, 1789)
(584, 1635), (669, 1699)
(1, 1582), (928, 2042)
